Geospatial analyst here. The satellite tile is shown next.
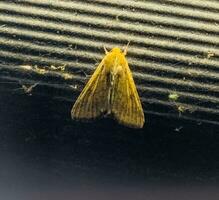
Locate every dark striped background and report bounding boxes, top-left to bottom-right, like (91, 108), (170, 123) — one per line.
(0, 0), (219, 126)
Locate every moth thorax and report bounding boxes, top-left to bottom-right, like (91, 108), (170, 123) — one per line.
(113, 65), (123, 77)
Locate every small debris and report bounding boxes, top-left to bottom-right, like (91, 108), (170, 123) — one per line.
(14, 82), (39, 96)
(62, 73), (73, 80)
(168, 93), (179, 101)
(69, 85), (78, 90)
(20, 65), (32, 70)
(197, 121), (202, 125)
(22, 83), (38, 94)
(115, 15), (120, 21)
(206, 51), (215, 59)
(34, 66), (47, 75)
(174, 126), (183, 132)
(177, 105), (187, 116)
(50, 64), (66, 71)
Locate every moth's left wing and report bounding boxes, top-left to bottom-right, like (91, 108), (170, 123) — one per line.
(71, 59), (110, 120)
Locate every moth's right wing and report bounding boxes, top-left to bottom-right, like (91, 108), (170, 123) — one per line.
(111, 63), (145, 128)
(71, 59), (110, 120)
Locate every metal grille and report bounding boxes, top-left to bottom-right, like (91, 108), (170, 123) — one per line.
(0, 0), (218, 126)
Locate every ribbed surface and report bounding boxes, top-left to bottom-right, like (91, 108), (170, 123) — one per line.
(0, 0), (219, 126)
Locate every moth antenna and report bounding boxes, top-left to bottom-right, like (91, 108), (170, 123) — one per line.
(103, 46), (108, 54)
(123, 41), (130, 55)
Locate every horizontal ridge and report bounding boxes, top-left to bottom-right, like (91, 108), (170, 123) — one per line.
(0, 0), (218, 126)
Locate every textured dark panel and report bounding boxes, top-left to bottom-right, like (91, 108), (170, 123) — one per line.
(0, 0), (219, 126)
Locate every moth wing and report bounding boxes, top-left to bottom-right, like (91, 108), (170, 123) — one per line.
(71, 59), (110, 120)
(111, 63), (145, 128)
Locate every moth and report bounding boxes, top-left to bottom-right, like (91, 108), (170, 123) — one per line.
(71, 46), (145, 128)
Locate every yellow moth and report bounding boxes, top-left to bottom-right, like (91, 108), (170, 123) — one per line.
(71, 46), (145, 128)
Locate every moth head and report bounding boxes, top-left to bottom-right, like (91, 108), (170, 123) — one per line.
(104, 47), (127, 67)
(111, 47), (122, 54)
